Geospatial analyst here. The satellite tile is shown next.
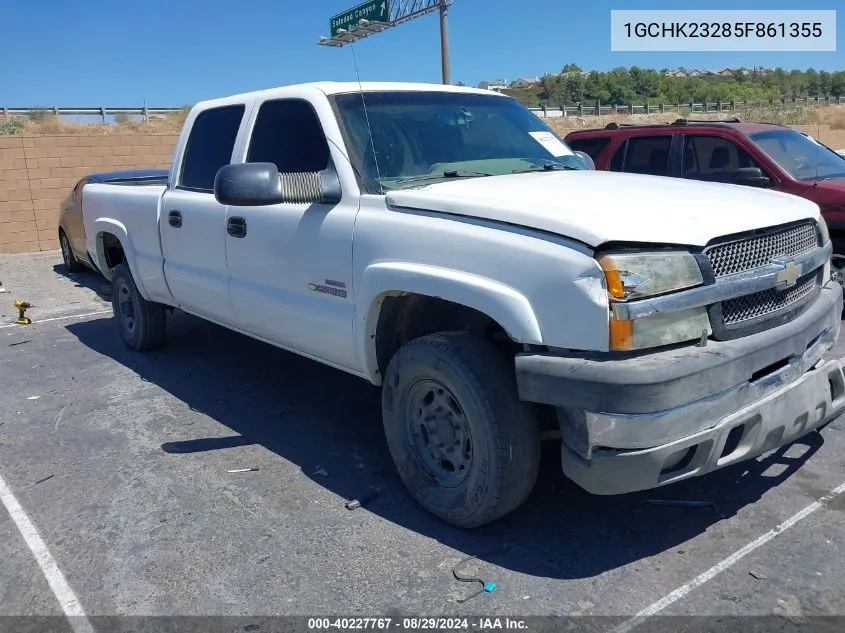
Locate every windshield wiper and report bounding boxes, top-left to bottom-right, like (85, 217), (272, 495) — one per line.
(394, 170), (493, 185)
(444, 169), (493, 178)
(512, 163), (577, 174)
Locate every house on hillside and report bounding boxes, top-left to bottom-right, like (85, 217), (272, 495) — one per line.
(665, 69), (687, 77)
(478, 79), (508, 91)
(687, 69), (704, 77)
(510, 77), (539, 89)
(715, 68), (733, 77)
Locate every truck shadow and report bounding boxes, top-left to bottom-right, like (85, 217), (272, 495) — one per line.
(51, 264), (112, 301)
(67, 311), (828, 581)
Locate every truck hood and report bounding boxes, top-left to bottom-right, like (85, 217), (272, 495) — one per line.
(385, 170), (821, 248)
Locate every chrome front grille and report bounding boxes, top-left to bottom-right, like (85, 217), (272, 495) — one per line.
(704, 221), (822, 336)
(705, 221), (818, 278)
(721, 271), (818, 325)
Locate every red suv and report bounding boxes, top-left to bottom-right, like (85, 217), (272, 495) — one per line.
(564, 120), (845, 281)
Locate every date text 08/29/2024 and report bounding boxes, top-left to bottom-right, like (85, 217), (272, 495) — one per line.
(307, 617), (528, 631)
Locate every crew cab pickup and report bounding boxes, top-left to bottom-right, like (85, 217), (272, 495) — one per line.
(80, 82), (845, 528)
(564, 120), (845, 285)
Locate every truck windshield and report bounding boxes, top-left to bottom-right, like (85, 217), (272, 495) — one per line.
(330, 91), (589, 193)
(748, 128), (845, 182)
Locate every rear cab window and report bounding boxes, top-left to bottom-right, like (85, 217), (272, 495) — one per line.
(178, 104), (246, 192)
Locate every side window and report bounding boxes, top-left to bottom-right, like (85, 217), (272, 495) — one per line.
(682, 135), (763, 184)
(247, 99), (330, 173)
(179, 105), (245, 192)
(567, 136), (611, 160)
(619, 135), (672, 176)
(609, 140), (627, 171)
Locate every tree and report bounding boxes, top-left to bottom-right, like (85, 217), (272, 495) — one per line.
(562, 72), (586, 102)
(819, 71), (832, 95)
(561, 63), (582, 74)
(805, 69), (820, 96)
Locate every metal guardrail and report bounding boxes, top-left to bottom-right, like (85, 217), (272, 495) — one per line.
(0, 107), (184, 123)
(3, 95), (843, 123)
(527, 96), (845, 118)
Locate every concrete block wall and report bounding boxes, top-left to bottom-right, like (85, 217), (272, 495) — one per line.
(0, 134), (177, 254)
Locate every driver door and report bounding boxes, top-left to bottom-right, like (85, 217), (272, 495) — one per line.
(225, 98), (358, 369)
(680, 134), (772, 186)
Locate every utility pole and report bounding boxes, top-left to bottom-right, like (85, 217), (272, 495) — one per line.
(440, 0), (450, 85)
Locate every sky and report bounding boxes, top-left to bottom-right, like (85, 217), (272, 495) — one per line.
(1, 0), (843, 106)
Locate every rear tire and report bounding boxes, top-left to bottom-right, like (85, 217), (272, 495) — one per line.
(381, 331), (540, 528)
(59, 230), (84, 273)
(111, 263), (166, 351)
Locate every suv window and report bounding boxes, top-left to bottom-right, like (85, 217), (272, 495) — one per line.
(566, 136), (611, 160)
(247, 99), (330, 173)
(179, 105), (245, 192)
(682, 135), (762, 184)
(610, 135), (671, 176)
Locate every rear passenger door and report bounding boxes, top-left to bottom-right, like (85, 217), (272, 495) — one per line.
(608, 134), (676, 177)
(679, 134), (769, 185)
(160, 104), (246, 324)
(225, 98), (358, 369)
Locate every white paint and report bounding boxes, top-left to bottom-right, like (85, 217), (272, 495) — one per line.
(385, 168), (820, 248)
(612, 480), (845, 633)
(0, 310), (111, 329)
(529, 130), (573, 157)
(0, 472), (94, 633)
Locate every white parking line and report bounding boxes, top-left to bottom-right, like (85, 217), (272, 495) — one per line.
(611, 480), (845, 633)
(0, 309), (111, 329)
(0, 471), (94, 633)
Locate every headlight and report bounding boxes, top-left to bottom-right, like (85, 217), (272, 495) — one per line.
(597, 251), (704, 301)
(609, 308), (712, 351)
(597, 250), (710, 351)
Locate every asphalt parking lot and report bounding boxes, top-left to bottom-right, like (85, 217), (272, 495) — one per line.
(1, 251), (845, 630)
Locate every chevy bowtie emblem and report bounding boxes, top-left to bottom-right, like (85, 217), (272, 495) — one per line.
(773, 259), (802, 289)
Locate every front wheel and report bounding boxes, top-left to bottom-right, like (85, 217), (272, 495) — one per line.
(111, 263), (166, 351)
(381, 331), (541, 528)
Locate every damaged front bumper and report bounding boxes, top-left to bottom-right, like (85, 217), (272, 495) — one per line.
(515, 281), (845, 495)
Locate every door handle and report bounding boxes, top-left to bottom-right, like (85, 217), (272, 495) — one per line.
(227, 217), (247, 238)
(168, 210), (182, 228)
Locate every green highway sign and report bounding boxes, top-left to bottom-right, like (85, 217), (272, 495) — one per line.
(330, 0), (389, 37)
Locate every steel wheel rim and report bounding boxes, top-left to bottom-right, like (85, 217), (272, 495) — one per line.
(116, 279), (136, 334)
(405, 379), (473, 487)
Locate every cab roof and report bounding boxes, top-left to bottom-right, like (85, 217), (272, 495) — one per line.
(193, 81), (508, 111)
(566, 119), (796, 138)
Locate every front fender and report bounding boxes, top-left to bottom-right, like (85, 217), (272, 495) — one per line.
(89, 218), (151, 300)
(356, 261), (542, 383)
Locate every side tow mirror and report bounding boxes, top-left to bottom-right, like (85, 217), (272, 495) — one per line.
(574, 150), (596, 170)
(214, 162), (342, 206)
(733, 167), (771, 188)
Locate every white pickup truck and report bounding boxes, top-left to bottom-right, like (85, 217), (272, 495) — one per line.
(81, 82), (845, 528)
